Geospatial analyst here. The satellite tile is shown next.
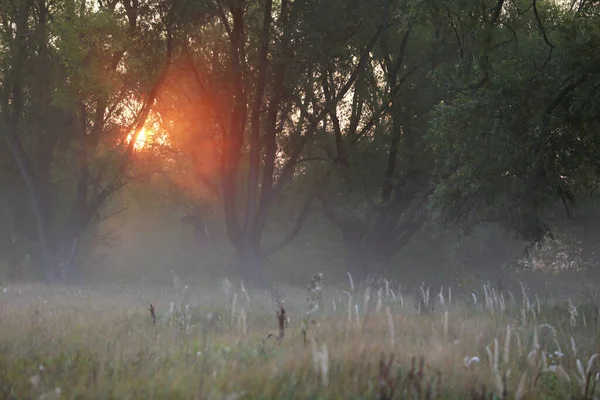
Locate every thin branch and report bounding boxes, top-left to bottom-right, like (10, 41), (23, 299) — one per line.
(544, 73), (589, 117)
(245, 0), (273, 231)
(350, 61), (426, 144)
(558, 190), (572, 219)
(532, 0), (555, 49)
(389, 28), (412, 80)
(510, 0), (533, 15)
(216, 1), (232, 37)
(321, 69), (345, 161)
(530, 47), (554, 82)
(490, 0), (506, 24)
(95, 207), (128, 224)
(271, 20), (387, 196)
(499, 21), (518, 46)
(447, 15), (464, 59)
(296, 156), (332, 165)
(116, 55), (172, 177)
(181, 46), (227, 137)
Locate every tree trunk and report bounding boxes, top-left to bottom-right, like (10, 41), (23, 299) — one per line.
(57, 236), (79, 283)
(237, 235), (269, 288)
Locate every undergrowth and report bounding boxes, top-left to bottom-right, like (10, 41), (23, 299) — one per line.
(0, 276), (598, 399)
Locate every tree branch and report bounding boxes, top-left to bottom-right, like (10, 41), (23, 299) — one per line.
(350, 61), (425, 145)
(244, 0), (272, 232)
(490, 0), (506, 24)
(216, 0), (232, 37)
(532, 0), (555, 49)
(271, 21), (387, 198)
(253, 0), (290, 238)
(296, 156), (332, 165)
(95, 207), (128, 225)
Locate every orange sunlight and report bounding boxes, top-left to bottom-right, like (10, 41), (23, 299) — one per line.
(127, 126), (150, 150)
(126, 120), (170, 151)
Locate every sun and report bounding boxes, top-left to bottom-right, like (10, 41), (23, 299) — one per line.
(127, 126), (150, 150)
(126, 123), (170, 151)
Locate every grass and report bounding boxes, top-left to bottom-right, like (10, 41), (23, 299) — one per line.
(0, 276), (598, 399)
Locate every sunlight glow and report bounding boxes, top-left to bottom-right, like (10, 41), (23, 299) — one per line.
(127, 126), (150, 150)
(126, 123), (170, 151)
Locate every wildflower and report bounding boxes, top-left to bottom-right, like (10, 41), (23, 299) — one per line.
(464, 356), (480, 368)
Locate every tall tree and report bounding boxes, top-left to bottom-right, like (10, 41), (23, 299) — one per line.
(161, 0), (393, 284)
(428, 0), (600, 244)
(0, 0), (173, 281)
(310, 0), (448, 275)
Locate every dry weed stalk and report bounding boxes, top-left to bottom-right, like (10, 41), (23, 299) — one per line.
(580, 370), (599, 399)
(277, 305), (286, 341)
(415, 284), (434, 314)
(568, 298), (578, 326)
(307, 273), (324, 314)
(221, 278), (232, 302)
(398, 284), (404, 309)
(470, 383), (493, 400)
(342, 291), (353, 322)
(347, 271), (355, 292)
(575, 352), (600, 397)
(302, 273), (324, 344)
(408, 357), (425, 398)
(263, 289), (287, 345)
(378, 352), (395, 400)
(443, 310), (448, 339)
(385, 306), (395, 347)
(377, 354), (442, 399)
(311, 338), (329, 388)
(148, 304), (156, 327)
(171, 273), (191, 335)
(364, 287), (372, 313)
(240, 281), (250, 307)
(231, 292), (238, 325)
(237, 307), (247, 339)
(376, 289), (383, 314)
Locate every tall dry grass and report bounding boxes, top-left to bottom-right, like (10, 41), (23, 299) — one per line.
(0, 275), (598, 399)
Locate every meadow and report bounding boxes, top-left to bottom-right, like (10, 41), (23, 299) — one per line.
(0, 274), (598, 399)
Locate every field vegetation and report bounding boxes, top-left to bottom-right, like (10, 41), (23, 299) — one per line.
(2, 0), (600, 398)
(1, 275), (599, 399)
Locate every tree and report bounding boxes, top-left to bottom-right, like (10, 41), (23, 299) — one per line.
(160, 0), (393, 284)
(305, 0), (449, 275)
(428, 0), (600, 245)
(0, 0), (173, 281)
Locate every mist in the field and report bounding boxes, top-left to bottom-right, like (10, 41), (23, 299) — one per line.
(59, 176), (595, 301)
(81, 181), (353, 286)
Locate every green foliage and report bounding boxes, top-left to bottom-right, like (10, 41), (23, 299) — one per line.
(0, 0), (174, 280)
(428, 0), (600, 244)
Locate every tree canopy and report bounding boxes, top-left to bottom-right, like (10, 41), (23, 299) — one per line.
(1, 0), (599, 284)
